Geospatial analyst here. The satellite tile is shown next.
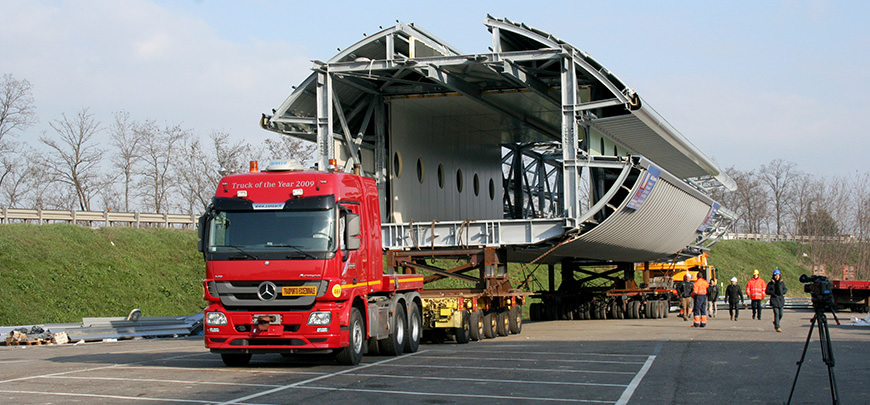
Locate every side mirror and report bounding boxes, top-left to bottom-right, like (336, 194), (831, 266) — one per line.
(197, 214), (208, 253)
(345, 213), (361, 250)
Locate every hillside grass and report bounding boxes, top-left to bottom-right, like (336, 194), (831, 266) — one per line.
(0, 224), (203, 325)
(1, 224), (822, 326)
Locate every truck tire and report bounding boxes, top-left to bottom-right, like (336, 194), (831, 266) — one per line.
(221, 353), (251, 367)
(529, 303), (541, 321)
(380, 304), (406, 356)
(469, 309), (484, 341)
(617, 303), (625, 319)
(645, 302), (653, 319)
(483, 311), (496, 338)
(496, 308), (510, 336)
(662, 301), (670, 318)
(405, 301), (422, 353)
(336, 307), (365, 365)
(509, 306), (522, 334)
(454, 310), (471, 344)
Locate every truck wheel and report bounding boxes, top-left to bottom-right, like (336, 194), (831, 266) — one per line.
(509, 306), (522, 334)
(336, 307), (365, 365)
(662, 301), (670, 318)
(645, 302), (653, 319)
(483, 311), (496, 338)
(454, 310), (471, 344)
(380, 305), (406, 356)
(404, 301), (422, 353)
(469, 309), (484, 341)
(496, 308), (510, 336)
(221, 353), (251, 367)
(617, 303), (625, 319)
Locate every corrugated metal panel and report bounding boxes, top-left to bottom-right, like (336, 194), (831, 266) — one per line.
(553, 169), (710, 262)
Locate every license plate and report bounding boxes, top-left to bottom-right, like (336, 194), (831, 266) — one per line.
(282, 286), (317, 296)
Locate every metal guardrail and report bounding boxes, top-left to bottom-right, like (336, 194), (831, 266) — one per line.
(0, 208), (197, 228)
(724, 233), (866, 243)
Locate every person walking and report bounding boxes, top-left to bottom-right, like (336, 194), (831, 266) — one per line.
(692, 272), (709, 327)
(766, 268), (788, 332)
(725, 277), (743, 321)
(678, 273), (694, 321)
(746, 269), (766, 320)
(707, 277), (719, 318)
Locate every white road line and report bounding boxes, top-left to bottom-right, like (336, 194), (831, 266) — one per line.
(115, 364), (326, 376)
(0, 389), (217, 404)
(615, 339), (665, 405)
(412, 354), (646, 365)
(45, 375), (284, 388)
(217, 350), (427, 405)
(346, 372), (629, 387)
(374, 362), (636, 374)
(426, 348), (651, 357)
(294, 385), (616, 403)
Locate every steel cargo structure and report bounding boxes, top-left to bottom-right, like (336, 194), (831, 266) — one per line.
(261, 16), (736, 264)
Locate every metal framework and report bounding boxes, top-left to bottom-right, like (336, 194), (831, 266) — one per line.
(262, 16), (737, 263)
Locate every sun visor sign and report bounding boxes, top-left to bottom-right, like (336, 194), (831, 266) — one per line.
(625, 165), (661, 211)
(697, 202), (720, 232)
(252, 202), (286, 210)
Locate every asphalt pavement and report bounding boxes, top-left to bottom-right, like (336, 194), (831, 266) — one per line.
(1, 308), (868, 404)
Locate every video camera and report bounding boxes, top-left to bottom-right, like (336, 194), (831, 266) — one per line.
(799, 274), (835, 310)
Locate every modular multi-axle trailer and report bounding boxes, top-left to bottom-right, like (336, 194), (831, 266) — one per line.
(200, 16), (737, 366)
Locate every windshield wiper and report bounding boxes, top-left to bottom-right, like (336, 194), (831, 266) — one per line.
(268, 244), (317, 260)
(222, 245), (259, 260)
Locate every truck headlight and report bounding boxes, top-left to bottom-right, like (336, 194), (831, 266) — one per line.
(307, 311), (331, 325)
(206, 311), (228, 326)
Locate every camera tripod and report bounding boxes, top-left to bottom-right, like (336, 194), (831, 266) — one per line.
(786, 304), (840, 404)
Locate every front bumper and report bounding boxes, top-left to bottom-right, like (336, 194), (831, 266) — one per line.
(204, 302), (348, 353)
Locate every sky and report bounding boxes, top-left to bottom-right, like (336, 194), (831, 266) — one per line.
(1, 0), (868, 178)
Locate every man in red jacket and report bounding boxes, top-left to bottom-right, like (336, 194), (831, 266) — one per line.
(746, 269), (766, 320)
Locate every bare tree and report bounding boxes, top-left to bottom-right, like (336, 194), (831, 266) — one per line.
(0, 73), (37, 143)
(110, 111), (144, 212)
(759, 159), (798, 235)
(262, 135), (316, 167)
(138, 121), (189, 213)
(41, 108), (104, 211)
(0, 74), (37, 196)
(725, 167), (769, 233)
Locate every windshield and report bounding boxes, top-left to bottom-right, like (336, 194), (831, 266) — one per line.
(207, 208), (336, 258)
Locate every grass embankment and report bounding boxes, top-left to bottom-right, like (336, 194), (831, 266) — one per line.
(0, 223), (819, 326)
(0, 224), (203, 325)
(708, 240), (809, 293)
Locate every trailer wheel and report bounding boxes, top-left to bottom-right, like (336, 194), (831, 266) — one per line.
(662, 301), (670, 318)
(405, 301), (422, 353)
(220, 353), (251, 367)
(470, 309), (484, 341)
(496, 308), (510, 336)
(617, 303), (625, 319)
(336, 307), (364, 365)
(645, 302), (653, 319)
(599, 304), (607, 320)
(610, 302), (619, 319)
(454, 310), (471, 344)
(509, 306), (523, 334)
(628, 301), (639, 319)
(380, 304), (406, 356)
(529, 303), (541, 321)
(483, 311), (497, 338)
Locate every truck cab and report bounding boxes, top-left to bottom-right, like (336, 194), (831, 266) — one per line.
(198, 160), (422, 366)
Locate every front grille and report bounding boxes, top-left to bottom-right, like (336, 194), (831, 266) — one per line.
(215, 280), (326, 308)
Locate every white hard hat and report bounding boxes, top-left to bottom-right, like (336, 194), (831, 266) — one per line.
(731, 277), (738, 282)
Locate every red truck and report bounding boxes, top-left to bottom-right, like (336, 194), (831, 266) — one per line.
(197, 160), (424, 366)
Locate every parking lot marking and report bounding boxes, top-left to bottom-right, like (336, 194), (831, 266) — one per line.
(438, 348), (650, 358)
(46, 375), (284, 388)
(293, 385), (616, 403)
(411, 354), (646, 365)
(116, 364), (326, 376)
(615, 339), (664, 405)
(346, 372), (629, 387)
(217, 350), (427, 405)
(0, 389), (216, 404)
(373, 362), (636, 374)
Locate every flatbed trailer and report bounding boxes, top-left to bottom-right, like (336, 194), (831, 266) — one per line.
(387, 247), (528, 342)
(832, 280), (870, 312)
